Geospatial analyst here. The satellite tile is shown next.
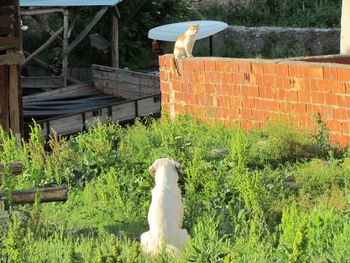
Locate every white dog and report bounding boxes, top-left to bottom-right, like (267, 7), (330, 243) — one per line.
(141, 158), (189, 255)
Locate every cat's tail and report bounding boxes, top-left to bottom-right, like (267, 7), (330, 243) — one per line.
(171, 55), (180, 76)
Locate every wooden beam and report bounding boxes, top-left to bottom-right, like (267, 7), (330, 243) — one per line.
(0, 52), (24, 65)
(63, 10), (69, 87)
(0, 37), (21, 51)
(21, 26), (63, 66)
(61, 6), (108, 58)
(30, 15), (64, 45)
(20, 8), (65, 16)
(0, 186), (68, 204)
(0, 162), (23, 175)
(9, 64), (20, 134)
(111, 8), (119, 68)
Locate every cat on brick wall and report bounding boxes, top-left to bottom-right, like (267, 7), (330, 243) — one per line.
(172, 24), (199, 75)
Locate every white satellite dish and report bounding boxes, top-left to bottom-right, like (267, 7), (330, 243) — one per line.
(148, 20), (228, 42)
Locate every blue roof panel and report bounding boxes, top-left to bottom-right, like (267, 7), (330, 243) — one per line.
(20, 0), (123, 7)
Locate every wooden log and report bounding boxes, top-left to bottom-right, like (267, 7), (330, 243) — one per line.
(0, 162), (23, 175)
(0, 52), (24, 65)
(0, 186), (68, 204)
(20, 8), (65, 16)
(61, 6), (108, 59)
(21, 26), (64, 66)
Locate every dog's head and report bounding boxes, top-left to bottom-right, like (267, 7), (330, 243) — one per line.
(149, 158), (181, 177)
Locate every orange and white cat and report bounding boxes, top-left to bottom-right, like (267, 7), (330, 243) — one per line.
(172, 24), (199, 75)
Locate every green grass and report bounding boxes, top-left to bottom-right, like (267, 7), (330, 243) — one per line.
(0, 115), (349, 262)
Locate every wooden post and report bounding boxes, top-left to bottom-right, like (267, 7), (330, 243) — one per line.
(63, 10), (69, 87)
(111, 7), (119, 68)
(341, 0), (350, 54)
(0, 66), (9, 131)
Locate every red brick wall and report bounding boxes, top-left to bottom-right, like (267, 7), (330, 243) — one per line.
(159, 55), (350, 145)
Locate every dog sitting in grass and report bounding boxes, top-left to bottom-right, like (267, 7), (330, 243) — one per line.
(141, 158), (189, 256)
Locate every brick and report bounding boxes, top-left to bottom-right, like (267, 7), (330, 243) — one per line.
(161, 92), (169, 103)
(233, 73), (244, 84)
(161, 82), (169, 93)
(192, 60), (205, 71)
(263, 63), (276, 75)
(267, 101), (279, 111)
(252, 62), (264, 74)
(289, 64), (302, 77)
(324, 93), (338, 106)
(337, 68), (350, 82)
(323, 66), (338, 80)
(333, 108), (348, 120)
(327, 120), (342, 133)
(285, 90), (298, 101)
(331, 81), (346, 94)
(275, 64), (289, 76)
(292, 103), (307, 113)
(221, 73), (233, 84)
(248, 86), (260, 97)
(230, 96), (241, 107)
(317, 79), (333, 92)
(298, 90), (311, 103)
(309, 66), (324, 78)
(227, 61), (240, 72)
(241, 108), (252, 119)
(251, 109), (265, 121)
(279, 102), (292, 113)
(158, 55), (165, 67)
(204, 60), (216, 71)
(301, 65), (310, 78)
(346, 83), (350, 94)
(243, 97), (255, 108)
(172, 80), (182, 91)
(181, 60), (191, 71)
(290, 77), (304, 90)
(239, 61), (252, 73)
(263, 75), (275, 87)
(342, 121), (350, 134)
(208, 72), (219, 83)
(192, 71), (200, 83)
(312, 92), (325, 104)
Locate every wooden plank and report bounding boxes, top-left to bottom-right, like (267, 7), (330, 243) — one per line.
(0, 37), (21, 51)
(61, 6), (108, 58)
(9, 64), (20, 134)
(21, 26), (64, 66)
(0, 162), (23, 175)
(20, 8), (65, 16)
(0, 52), (24, 65)
(0, 186), (68, 204)
(23, 91), (102, 103)
(21, 76), (64, 89)
(48, 114), (84, 136)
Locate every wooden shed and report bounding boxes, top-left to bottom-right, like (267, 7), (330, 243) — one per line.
(0, 0), (24, 135)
